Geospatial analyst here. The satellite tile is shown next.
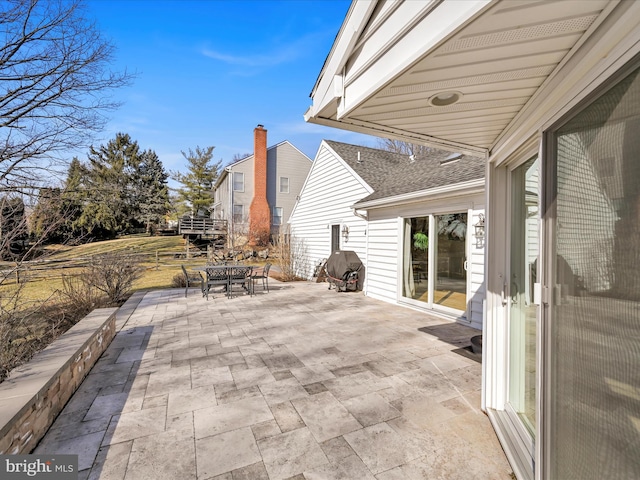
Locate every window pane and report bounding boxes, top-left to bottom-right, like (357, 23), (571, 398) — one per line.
(434, 213), (467, 311)
(280, 177), (289, 193)
(272, 207), (283, 225)
(233, 172), (244, 191)
(550, 67), (640, 479)
(508, 157), (539, 436)
(233, 204), (244, 223)
(402, 217), (429, 302)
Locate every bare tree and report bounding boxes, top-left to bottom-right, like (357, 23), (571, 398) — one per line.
(274, 227), (309, 281)
(376, 138), (437, 158)
(0, 1), (134, 380)
(0, 0), (133, 193)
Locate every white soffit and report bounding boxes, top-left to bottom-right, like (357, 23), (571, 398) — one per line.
(310, 0), (612, 152)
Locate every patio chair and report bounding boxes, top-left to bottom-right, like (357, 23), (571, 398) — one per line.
(204, 266), (229, 300)
(181, 265), (204, 298)
(251, 262), (271, 293)
(227, 265), (253, 298)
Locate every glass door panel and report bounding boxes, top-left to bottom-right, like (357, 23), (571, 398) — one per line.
(434, 213), (467, 311)
(508, 157), (539, 436)
(402, 217), (429, 303)
(549, 66), (640, 479)
(331, 225), (340, 253)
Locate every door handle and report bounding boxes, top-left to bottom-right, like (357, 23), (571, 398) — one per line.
(463, 260), (468, 271)
(501, 281), (509, 306)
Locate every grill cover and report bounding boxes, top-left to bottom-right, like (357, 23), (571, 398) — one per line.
(325, 250), (364, 291)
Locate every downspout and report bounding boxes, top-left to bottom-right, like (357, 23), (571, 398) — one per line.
(352, 207), (369, 293)
(226, 166), (233, 249)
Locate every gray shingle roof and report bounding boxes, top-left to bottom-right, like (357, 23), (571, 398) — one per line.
(324, 140), (485, 203)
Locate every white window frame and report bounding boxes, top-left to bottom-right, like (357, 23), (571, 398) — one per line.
(233, 204), (244, 224)
(279, 176), (290, 194)
(233, 172), (244, 192)
(272, 206), (283, 225)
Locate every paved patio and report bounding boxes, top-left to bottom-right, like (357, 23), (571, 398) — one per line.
(34, 280), (512, 479)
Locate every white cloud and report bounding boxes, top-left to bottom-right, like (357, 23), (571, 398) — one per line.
(201, 32), (322, 68)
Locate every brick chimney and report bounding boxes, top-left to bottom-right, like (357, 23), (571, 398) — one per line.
(249, 124), (271, 246)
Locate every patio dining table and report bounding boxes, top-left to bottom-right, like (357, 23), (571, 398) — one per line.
(194, 265), (254, 299)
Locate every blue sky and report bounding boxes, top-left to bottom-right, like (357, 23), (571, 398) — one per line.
(84, 0), (377, 177)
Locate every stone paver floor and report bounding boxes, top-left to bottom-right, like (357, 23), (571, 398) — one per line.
(35, 280), (512, 479)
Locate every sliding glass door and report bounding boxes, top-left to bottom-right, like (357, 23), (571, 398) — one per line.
(434, 213), (468, 311)
(507, 157), (540, 437)
(547, 63), (640, 480)
(402, 216), (430, 303)
(402, 213), (468, 315)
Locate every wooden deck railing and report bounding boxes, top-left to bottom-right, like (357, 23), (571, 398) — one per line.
(178, 218), (227, 235)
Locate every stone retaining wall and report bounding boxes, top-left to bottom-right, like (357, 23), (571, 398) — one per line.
(0, 307), (117, 454)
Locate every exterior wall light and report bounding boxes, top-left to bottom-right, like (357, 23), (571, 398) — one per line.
(429, 91), (463, 107)
(474, 213), (485, 248)
(342, 224), (349, 240)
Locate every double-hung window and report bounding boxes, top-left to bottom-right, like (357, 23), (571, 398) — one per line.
(233, 172), (244, 192)
(272, 207), (283, 225)
(233, 204), (244, 223)
(279, 176), (289, 194)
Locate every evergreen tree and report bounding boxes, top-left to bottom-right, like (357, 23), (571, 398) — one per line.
(134, 149), (170, 234)
(31, 157), (90, 243)
(172, 146), (221, 217)
(63, 157), (90, 238)
(0, 196), (27, 259)
(29, 187), (64, 243)
(77, 133), (141, 238)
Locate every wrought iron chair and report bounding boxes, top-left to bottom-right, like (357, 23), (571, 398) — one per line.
(181, 265), (204, 298)
(227, 265), (253, 298)
(204, 266), (229, 300)
(251, 263), (271, 293)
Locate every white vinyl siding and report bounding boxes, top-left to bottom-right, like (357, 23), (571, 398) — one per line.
(366, 196), (486, 329)
(363, 215), (400, 304)
(467, 209), (486, 328)
(289, 142), (371, 279)
(290, 141), (486, 329)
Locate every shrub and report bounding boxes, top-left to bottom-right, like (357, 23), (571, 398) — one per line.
(273, 228), (309, 281)
(0, 269), (86, 383)
(84, 253), (145, 306)
(59, 274), (108, 318)
(171, 273), (187, 288)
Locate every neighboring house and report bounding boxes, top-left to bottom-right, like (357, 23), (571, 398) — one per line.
(303, 1), (640, 480)
(290, 140), (486, 329)
(212, 125), (312, 244)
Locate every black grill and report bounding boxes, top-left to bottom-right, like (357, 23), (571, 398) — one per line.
(324, 250), (364, 292)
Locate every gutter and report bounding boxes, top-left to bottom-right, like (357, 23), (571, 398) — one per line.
(353, 178), (485, 210)
(352, 208), (368, 221)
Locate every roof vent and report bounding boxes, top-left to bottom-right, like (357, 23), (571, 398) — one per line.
(440, 153), (462, 166)
(409, 154), (415, 163)
(357, 151), (362, 164)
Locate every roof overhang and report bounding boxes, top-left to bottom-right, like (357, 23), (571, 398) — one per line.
(306, 0), (636, 157)
(353, 178), (484, 210)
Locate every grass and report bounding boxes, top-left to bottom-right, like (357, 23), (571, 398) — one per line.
(0, 234), (254, 382)
(42, 235), (185, 259)
(0, 234), (276, 381)
(0, 234), (270, 302)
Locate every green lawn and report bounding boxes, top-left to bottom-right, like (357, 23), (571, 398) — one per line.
(0, 235), (225, 302)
